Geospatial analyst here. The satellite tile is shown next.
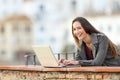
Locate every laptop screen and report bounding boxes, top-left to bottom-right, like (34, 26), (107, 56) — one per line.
(32, 46), (59, 67)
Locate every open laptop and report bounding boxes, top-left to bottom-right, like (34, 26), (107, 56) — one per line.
(32, 46), (64, 67)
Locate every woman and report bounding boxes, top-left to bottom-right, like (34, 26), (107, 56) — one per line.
(59, 17), (120, 66)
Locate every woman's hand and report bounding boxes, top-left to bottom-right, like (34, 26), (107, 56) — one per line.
(58, 58), (79, 66)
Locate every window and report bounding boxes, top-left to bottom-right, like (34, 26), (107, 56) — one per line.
(0, 50), (6, 55)
(0, 25), (5, 34)
(12, 24), (19, 33)
(25, 24), (31, 33)
(39, 26), (44, 32)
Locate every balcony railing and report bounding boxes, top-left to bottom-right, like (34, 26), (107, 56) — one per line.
(24, 52), (76, 65)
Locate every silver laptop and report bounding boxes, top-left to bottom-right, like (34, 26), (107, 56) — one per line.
(32, 46), (64, 67)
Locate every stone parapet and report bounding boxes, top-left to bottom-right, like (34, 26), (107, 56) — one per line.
(0, 66), (120, 80)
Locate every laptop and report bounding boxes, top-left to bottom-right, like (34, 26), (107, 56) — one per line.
(32, 46), (64, 67)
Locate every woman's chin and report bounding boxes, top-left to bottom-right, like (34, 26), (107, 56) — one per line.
(78, 37), (83, 40)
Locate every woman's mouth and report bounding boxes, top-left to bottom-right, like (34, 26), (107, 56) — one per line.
(77, 34), (82, 40)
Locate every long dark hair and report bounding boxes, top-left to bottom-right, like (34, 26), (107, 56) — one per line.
(72, 17), (118, 58)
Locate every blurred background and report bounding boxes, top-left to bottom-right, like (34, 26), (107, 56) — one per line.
(0, 0), (120, 65)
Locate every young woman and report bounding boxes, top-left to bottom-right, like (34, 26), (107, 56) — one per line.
(59, 17), (120, 66)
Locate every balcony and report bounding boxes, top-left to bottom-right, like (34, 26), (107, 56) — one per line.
(0, 66), (120, 80)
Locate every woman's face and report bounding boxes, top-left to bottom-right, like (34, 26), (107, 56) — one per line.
(72, 21), (87, 40)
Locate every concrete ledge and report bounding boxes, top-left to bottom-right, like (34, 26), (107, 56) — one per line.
(0, 66), (120, 72)
(0, 66), (120, 79)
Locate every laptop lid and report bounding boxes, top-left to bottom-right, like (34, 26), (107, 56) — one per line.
(32, 46), (59, 67)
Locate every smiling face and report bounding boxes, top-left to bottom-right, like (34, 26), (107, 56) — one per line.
(72, 21), (88, 41)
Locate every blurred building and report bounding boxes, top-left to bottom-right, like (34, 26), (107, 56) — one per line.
(0, 15), (33, 63)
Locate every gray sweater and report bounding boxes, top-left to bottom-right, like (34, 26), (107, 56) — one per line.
(76, 33), (120, 66)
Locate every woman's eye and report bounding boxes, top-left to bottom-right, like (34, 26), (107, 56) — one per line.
(77, 27), (81, 29)
(73, 28), (76, 31)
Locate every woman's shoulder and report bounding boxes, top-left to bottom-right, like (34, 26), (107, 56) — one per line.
(91, 33), (109, 42)
(92, 33), (108, 38)
(92, 33), (105, 36)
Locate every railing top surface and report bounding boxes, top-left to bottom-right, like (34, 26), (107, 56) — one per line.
(0, 65), (120, 72)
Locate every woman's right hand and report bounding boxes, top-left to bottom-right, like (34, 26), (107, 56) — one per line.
(58, 58), (79, 66)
